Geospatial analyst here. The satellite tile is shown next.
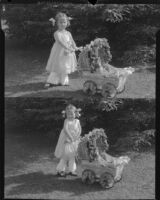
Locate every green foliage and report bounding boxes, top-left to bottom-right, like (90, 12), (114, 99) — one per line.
(81, 96), (123, 112)
(98, 99), (123, 112)
(133, 129), (155, 151)
(3, 4), (159, 43)
(120, 44), (156, 65)
(2, 3), (159, 64)
(113, 129), (155, 152)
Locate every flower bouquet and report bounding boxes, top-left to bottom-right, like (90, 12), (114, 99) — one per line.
(78, 38), (112, 73)
(77, 128), (109, 162)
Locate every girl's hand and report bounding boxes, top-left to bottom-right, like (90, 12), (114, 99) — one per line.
(70, 48), (75, 53)
(69, 134), (75, 142)
(64, 48), (74, 56)
(76, 46), (83, 51)
(66, 137), (73, 143)
(64, 50), (70, 56)
(78, 46), (83, 51)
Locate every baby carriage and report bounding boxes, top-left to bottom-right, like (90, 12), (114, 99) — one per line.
(77, 38), (135, 99)
(76, 128), (130, 189)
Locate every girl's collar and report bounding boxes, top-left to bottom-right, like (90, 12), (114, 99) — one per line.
(58, 29), (67, 33)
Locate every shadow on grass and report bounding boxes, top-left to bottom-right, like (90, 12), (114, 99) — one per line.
(5, 82), (45, 93)
(5, 71), (82, 94)
(25, 89), (87, 99)
(5, 83), (87, 98)
(5, 172), (104, 196)
(5, 78), (86, 98)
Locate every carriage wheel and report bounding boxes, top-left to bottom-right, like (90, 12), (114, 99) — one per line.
(83, 80), (97, 95)
(100, 172), (114, 189)
(82, 169), (96, 185)
(101, 82), (117, 99)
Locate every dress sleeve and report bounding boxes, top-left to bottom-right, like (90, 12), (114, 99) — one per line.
(77, 119), (82, 137)
(54, 31), (71, 50)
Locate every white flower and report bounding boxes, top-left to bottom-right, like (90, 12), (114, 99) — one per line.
(88, 131), (93, 137)
(49, 18), (56, 26)
(49, 18), (55, 22)
(86, 44), (91, 50)
(68, 17), (73, 20)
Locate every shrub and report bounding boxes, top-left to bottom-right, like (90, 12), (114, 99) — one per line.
(78, 128), (109, 162)
(113, 129), (155, 152)
(133, 129), (155, 151)
(120, 44), (156, 65)
(98, 99), (123, 112)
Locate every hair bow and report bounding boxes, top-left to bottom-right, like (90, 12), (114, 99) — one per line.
(49, 18), (56, 26)
(62, 110), (66, 118)
(68, 17), (73, 20)
(75, 108), (81, 117)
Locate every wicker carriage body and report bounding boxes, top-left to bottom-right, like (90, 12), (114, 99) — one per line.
(79, 160), (116, 179)
(77, 38), (122, 97)
(77, 129), (130, 188)
(77, 134), (116, 177)
(77, 38), (134, 97)
(77, 133), (117, 188)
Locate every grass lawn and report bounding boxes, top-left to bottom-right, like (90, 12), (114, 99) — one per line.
(5, 47), (155, 99)
(4, 42), (155, 199)
(5, 131), (155, 199)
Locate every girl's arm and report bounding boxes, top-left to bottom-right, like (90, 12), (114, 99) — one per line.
(69, 32), (83, 51)
(69, 32), (78, 50)
(63, 119), (74, 142)
(77, 119), (82, 138)
(54, 32), (72, 51)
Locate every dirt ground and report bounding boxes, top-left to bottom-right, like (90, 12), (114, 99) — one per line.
(5, 48), (155, 99)
(5, 132), (155, 199)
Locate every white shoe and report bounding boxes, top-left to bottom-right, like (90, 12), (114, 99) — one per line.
(44, 83), (51, 88)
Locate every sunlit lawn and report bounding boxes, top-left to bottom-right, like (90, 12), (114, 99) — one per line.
(5, 132), (155, 199)
(5, 45), (155, 98)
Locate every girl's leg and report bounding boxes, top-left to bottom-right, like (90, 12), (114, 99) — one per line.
(114, 164), (125, 182)
(116, 75), (127, 93)
(68, 157), (77, 175)
(56, 158), (67, 173)
(114, 156), (130, 181)
(46, 72), (60, 85)
(60, 73), (69, 86)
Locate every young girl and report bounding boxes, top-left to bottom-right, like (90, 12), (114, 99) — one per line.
(45, 12), (82, 87)
(54, 104), (82, 177)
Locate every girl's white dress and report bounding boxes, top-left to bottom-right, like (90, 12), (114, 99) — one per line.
(54, 119), (80, 159)
(55, 119), (81, 173)
(46, 30), (77, 85)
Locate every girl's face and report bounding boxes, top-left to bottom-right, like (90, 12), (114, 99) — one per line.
(66, 109), (75, 120)
(57, 17), (68, 30)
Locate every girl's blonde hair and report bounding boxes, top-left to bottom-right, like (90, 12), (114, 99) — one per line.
(62, 104), (81, 118)
(49, 12), (72, 27)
